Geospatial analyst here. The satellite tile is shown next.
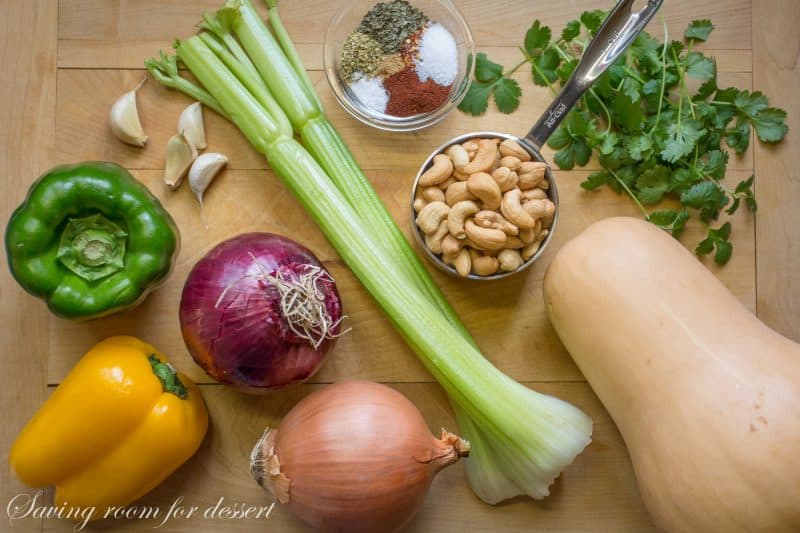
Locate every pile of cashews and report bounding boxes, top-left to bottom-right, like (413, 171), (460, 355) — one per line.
(414, 137), (555, 277)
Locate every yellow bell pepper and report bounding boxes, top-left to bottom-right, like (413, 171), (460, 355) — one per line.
(10, 336), (208, 518)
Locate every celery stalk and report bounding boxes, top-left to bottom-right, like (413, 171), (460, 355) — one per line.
(262, 0), (323, 110)
(155, 10), (593, 504)
(221, 0), (473, 341)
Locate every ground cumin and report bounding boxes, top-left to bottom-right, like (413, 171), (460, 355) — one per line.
(383, 65), (450, 117)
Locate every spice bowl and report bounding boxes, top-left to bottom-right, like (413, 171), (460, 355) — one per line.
(323, 0), (474, 132)
(410, 133), (559, 281)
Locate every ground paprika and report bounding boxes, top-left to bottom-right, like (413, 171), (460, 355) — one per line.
(384, 65), (451, 117)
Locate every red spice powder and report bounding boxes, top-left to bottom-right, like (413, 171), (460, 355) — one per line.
(384, 65), (451, 117)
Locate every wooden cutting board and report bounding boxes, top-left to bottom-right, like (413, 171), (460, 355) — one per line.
(1, 0), (797, 531)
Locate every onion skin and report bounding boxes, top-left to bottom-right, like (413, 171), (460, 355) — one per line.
(179, 233), (342, 391)
(250, 381), (469, 533)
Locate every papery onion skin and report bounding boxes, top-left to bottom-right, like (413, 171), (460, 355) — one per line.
(251, 381), (469, 533)
(179, 233), (342, 391)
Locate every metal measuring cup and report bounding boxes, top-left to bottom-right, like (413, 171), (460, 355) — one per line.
(411, 0), (663, 280)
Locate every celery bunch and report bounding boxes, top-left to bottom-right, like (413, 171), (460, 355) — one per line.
(146, 0), (592, 503)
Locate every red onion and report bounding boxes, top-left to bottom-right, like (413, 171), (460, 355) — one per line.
(250, 381), (469, 532)
(179, 233), (344, 390)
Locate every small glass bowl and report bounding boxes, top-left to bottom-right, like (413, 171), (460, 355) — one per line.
(323, 0), (474, 132)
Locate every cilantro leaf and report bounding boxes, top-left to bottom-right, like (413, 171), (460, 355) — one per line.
(685, 20), (714, 41)
(525, 21), (551, 55)
(725, 116), (751, 153)
(734, 90), (769, 117)
(458, 81), (493, 116)
(610, 94), (644, 132)
(581, 171), (609, 191)
(553, 137), (591, 170)
(648, 209), (690, 237)
(681, 181), (728, 221)
(686, 52), (715, 81)
(493, 78), (521, 114)
(474, 52), (503, 83)
(532, 48), (560, 86)
(658, 119), (706, 163)
(637, 165), (670, 204)
(561, 20), (580, 42)
(695, 222), (733, 265)
(580, 10), (605, 34)
(625, 133), (653, 161)
(752, 107), (789, 142)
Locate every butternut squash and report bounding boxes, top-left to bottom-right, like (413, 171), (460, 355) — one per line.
(543, 217), (800, 532)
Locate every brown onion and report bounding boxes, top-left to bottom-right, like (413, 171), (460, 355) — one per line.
(250, 381), (469, 532)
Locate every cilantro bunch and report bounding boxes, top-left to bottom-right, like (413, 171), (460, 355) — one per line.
(459, 14), (788, 264)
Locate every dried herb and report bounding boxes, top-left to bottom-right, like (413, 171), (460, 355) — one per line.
(358, 0), (428, 53)
(340, 32), (383, 81)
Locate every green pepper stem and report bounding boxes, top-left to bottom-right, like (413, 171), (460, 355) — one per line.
(57, 213), (127, 282)
(148, 354), (189, 399)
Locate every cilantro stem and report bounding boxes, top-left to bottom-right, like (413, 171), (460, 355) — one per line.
(623, 66), (646, 85)
(520, 46), (558, 95)
(551, 43), (573, 62)
(709, 100), (734, 106)
(587, 88), (612, 133)
(608, 168), (647, 216)
(505, 58), (529, 77)
(648, 17), (669, 135)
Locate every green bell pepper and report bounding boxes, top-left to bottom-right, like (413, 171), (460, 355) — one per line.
(5, 162), (180, 320)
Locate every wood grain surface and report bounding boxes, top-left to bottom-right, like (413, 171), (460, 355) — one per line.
(1, 0), (797, 531)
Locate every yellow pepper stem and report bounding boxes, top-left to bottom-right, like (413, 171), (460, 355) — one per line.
(148, 354), (188, 399)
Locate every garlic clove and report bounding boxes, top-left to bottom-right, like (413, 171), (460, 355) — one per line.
(109, 76), (148, 147)
(189, 152), (228, 205)
(164, 132), (198, 189)
(178, 102), (207, 151)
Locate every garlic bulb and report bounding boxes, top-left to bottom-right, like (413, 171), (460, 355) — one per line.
(188, 153), (228, 205)
(164, 132), (197, 189)
(178, 102), (206, 151)
(109, 76), (148, 147)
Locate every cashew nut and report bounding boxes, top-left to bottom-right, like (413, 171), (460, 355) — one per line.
(522, 199), (556, 224)
(522, 188), (547, 202)
(504, 236), (524, 249)
(462, 139), (497, 174)
(441, 234), (465, 258)
(421, 186), (446, 203)
(518, 220), (542, 244)
(500, 188), (536, 229)
(419, 154), (454, 187)
(540, 178), (550, 190)
(462, 139), (479, 153)
(474, 210), (518, 236)
(472, 255), (500, 276)
(445, 144), (470, 170)
(416, 201), (450, 234)
(439, 176), (457, 190)
(413, 197), (426, 213)
(499, 139), (532, 162)
(522, 229), (549, 260)
(445, 181), (476, 206)
(424, 220), (449, 254)
(451, 248), (472, 277)
(498, 249), (524, 271)
(453, 169), (470, 181)
(491, 167), (519, 192)
(464, 220), (507, 250)
(499, 155), (521, 171)
(518, 161), (547, 189)
(467, 172), (502, 210)
(447, 200), (480, 239)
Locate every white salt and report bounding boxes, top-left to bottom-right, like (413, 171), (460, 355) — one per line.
(415, 23), (458, 86)
(348, 74), (389, 114)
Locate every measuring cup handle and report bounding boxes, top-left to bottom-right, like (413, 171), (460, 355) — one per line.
(523, 0), (662, 150)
